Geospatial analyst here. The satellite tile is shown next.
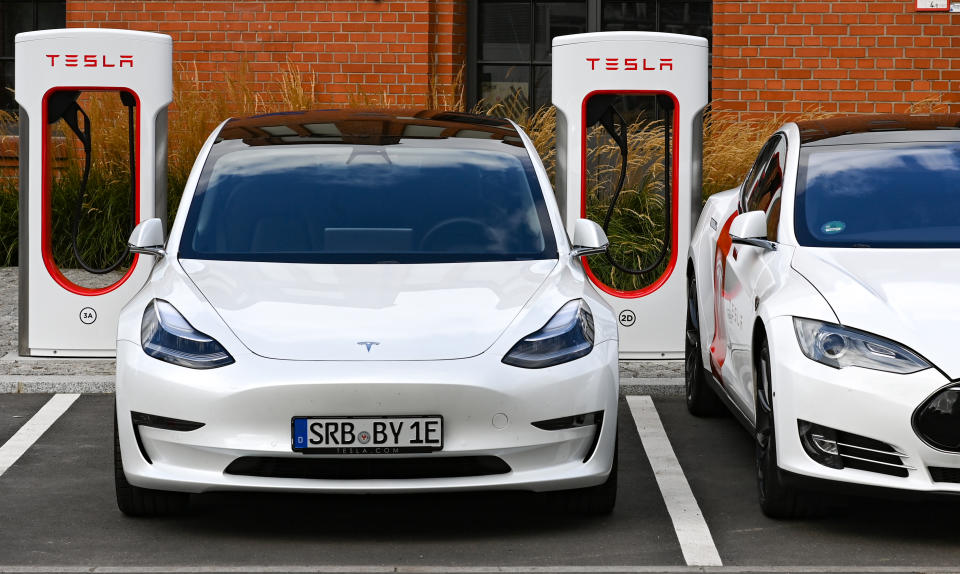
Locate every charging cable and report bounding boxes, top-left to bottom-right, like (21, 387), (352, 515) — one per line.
(587, 98), (672, 277)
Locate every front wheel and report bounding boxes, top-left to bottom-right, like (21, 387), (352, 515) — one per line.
(755, 336), (814, 519)
(686, 275), (724, 416)
(114, 410), (189, 517)
(552, 437), (618, 515)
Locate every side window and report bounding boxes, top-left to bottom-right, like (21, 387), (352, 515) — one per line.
(747, 135), (787, 241)
(739, 137), (778, 213)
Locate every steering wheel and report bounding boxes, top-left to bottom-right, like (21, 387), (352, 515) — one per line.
(419, 218), (497, 251)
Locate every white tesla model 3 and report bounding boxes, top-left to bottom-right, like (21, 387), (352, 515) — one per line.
(114, 110), (619, 516)
(687, 114), (960, 517)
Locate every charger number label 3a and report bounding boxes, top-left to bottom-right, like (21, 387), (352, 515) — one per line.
(79, 307), (97, 325)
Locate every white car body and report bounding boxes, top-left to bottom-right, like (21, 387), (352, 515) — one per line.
(687, 114), (960, 510)
(114, 111), (619, 514)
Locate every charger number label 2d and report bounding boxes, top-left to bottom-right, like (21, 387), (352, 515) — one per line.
(79, 307), (97, 325)
(619, 310), (636, 327)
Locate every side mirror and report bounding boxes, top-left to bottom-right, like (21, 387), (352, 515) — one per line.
(729, 211), (776, 250)
(571, 218), (609, 258)
(128, 218), (166, 258)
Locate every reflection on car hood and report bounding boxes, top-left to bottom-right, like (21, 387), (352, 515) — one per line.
(180, 259), (557, 361)
(791, 248), (960, 378)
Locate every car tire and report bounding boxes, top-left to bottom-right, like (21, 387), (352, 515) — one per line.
(686, 275), (724, 417)
(114, 409), (189, 517)
(755, 336), (815, 519)
(552, 437), (618, 515)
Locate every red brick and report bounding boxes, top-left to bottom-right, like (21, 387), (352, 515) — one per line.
(712, 0), (959, 119)
(64, 0), (960, 122)
(778, 69), (812, 79)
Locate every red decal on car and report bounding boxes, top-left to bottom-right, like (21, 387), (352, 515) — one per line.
(710, 211), (738, 383)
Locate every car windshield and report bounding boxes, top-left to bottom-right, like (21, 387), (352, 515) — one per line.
(795, 141), (960, 248)
(179, 139), (557, 263)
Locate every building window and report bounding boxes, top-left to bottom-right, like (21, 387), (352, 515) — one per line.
(602, 1), (711, 36)
(472, 1), (589, 114)
(468, 0), (711, 113)
(0, 1), (66, 111)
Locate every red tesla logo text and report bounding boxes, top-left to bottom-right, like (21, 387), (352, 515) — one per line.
(45, 54), (134, 68)
(586, 57), (673, 71)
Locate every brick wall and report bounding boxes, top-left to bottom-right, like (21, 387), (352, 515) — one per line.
(61, 1), (960, 122)
(65, 1), (467, 109)
(712, 0), (960, 120)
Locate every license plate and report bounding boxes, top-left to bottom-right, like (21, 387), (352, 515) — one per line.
(291, 416), (443, 454)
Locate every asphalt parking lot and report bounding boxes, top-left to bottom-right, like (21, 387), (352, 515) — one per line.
(3, 394), (960, 574)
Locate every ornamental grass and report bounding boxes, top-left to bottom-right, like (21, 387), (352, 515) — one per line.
(0, 64), (865, 291)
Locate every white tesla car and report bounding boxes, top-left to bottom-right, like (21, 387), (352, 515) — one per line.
(114, 110), (619, 516)
(687, 114), (960, 518)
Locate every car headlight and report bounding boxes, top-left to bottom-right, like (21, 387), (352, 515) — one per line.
(792, 317), (928, 374)
(141, 299), (234, 369)
(502, 299), (594, 369)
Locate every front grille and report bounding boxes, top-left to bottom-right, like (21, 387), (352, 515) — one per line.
(835, 430), (909, 478)
(225, 456), (511, 480)
(929, 467), (960, 484)
(913, 386), (960, 453)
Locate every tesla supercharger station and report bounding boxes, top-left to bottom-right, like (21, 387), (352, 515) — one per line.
(16, 29), (172, 357)
(553, 32), (708, 359)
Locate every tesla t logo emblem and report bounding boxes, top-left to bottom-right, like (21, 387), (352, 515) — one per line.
(357, 341), (380, 352)
(46, 54), (134, 68)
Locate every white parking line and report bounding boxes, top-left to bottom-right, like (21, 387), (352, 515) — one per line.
(627, 395), (723, 567)
(0, 393), (80, 477)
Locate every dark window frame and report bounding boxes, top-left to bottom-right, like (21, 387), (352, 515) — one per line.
(0, 0), (67, 111)
(468, 1), (592, 115)
(467, 0), (712, 113)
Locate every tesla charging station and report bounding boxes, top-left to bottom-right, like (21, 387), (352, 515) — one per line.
(553, 32), (708, 359)
(16, 29), (172, 357)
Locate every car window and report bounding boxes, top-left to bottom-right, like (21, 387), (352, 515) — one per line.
(179, 140), (558, 264)
(795, 141), (960, 248)
(746, 135), (786, 241)
(739, 136), (779, 213)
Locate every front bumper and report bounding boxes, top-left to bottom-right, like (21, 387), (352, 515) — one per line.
(116, 339), (619, 494)
(769, 316), (960, 493)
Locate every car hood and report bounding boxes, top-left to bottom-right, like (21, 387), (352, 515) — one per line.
(791, 248), (960, 378)
(179, 259), (557, 361)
